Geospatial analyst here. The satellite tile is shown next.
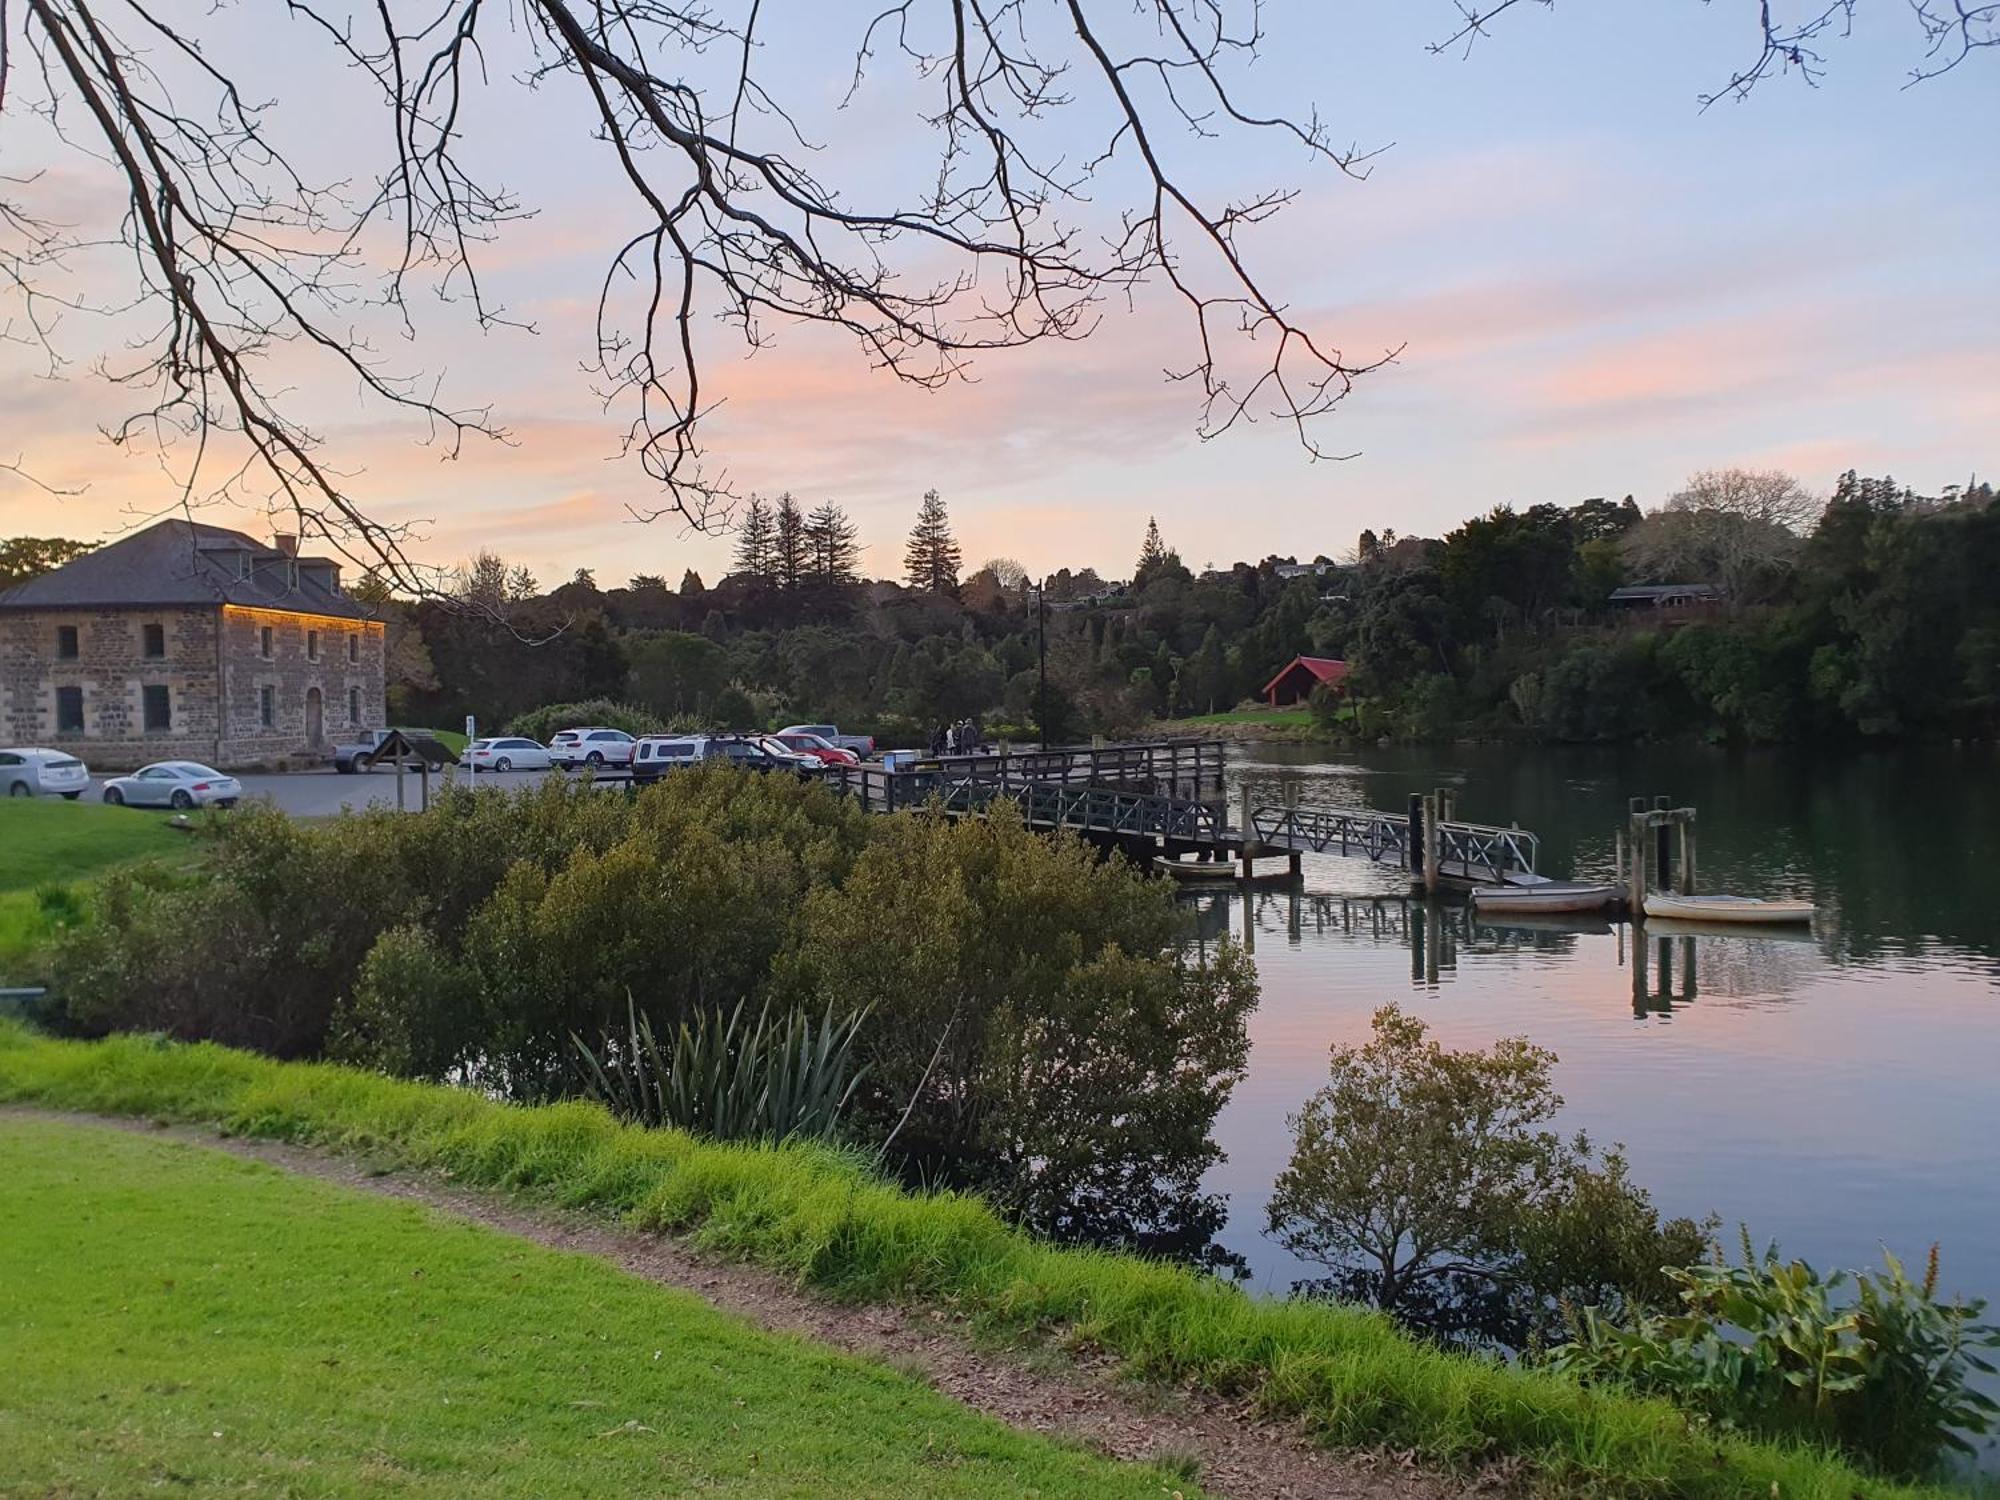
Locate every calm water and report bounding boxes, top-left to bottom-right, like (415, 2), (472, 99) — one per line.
(1195, 744), (2000, 1337)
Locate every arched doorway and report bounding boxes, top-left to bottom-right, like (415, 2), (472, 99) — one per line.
(304, 686), (323, 748)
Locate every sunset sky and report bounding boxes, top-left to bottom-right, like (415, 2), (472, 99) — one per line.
(2, 2), (1993, 586)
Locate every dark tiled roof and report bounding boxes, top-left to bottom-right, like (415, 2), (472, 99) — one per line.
(0, 519), (377, 621)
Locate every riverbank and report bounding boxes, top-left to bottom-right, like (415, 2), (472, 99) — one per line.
(0, 1022), (1963, 1500)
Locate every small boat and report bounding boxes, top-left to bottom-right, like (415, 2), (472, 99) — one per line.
(1470, 881), (1618, 914)
(1643, 915), (1819, 944)
(1642, 893), (1815, 925)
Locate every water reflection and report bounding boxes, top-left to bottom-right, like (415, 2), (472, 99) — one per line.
(1194, 744), (2000, 1376)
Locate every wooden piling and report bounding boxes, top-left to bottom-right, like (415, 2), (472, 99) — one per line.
(1422, 793), (1441, 896)
(1407, 793), (1424, 880)
(1678, 814), (1697, 895)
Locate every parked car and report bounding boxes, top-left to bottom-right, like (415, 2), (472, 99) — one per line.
(776, 723), (875, 756)
(464, 736), (552, 772)
(332, 727), (452, 774)
(549, 727), (637, 769)
(0, 747), (90, 799)
(631, 734), (821, 783)
(102, 761), (242, 809)
(750, 736), (832, 773)
(767, 731), (859, 766)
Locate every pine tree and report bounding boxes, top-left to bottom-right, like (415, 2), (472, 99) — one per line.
(679, 568), (706, 597)
(732, 495), (776, 585)
(805, 501), (861, 589)
(773, 493), (808, 595)
(905, 488), (962, 594)
(1135, 516), (1168, 586)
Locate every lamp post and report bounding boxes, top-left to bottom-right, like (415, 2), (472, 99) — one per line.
(1036, 575), (1049, 751)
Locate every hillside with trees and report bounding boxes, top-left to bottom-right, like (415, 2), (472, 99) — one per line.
(9, 470), (1993, 747)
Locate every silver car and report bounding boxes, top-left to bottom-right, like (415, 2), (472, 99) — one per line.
(0, 747), (91, 800)
(102, 761), (243, 810)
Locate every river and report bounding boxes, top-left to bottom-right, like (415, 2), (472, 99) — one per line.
(1193, 743), (2000, 1347)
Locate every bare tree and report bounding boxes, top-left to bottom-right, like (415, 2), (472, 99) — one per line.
(1434, 2), (1996, 99)
(1624, 467), (1822, 603)
(0, 2), (1985, 594)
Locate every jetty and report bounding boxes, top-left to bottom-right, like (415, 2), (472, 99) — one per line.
(824, 740), (1543, 888)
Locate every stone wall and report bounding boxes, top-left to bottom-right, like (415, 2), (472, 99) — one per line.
(0, 604), (386, 771)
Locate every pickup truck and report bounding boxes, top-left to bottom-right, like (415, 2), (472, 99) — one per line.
(331, 727), (452, 774)
(776, 723), (875, 757)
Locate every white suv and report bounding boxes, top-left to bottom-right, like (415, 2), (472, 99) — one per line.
(549, 727), (636, 770)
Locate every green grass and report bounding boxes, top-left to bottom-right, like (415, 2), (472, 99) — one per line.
(0, 799), (196, 978)
(0, 1024), (1965, 1500)
(0, 796), (189, 891)
(1159, 707), (1314, 727)
(0, 1114), (1193, 1498)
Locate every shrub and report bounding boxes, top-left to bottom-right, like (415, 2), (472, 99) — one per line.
(1554, 1235), (2000, 1479)
(503, 698), (665, 742)
(573, 996), (868, 1144)
(1269, 1005), (1712, 1350)
(783, 803), (1258, 1265)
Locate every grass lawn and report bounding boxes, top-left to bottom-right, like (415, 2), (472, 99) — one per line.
(0, 796), (190, 892)
(0, 1116), (1191, 1499)
(0, 799), (197, 977)
(1158, 707), (1315, 728)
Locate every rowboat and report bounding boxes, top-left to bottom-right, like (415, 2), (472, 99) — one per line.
(1470, 881), (1618, 914)
(1642, 893), (1815, 924)
(1644, 915), (1819, 943)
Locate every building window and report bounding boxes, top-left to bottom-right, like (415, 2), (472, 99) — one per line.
(307, 629), (320, 662)
(56, 686), (84, 733)
(57, 625), (78, 659)
(142, 622), (166, 658)
(347, 634), (359, 664)
(142, 685), (171, 732)
(260, 685), (275, 728)
(348, 686), (360, 724)
(260, 625), (273, 659)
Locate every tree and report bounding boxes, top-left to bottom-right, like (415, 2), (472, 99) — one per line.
(772, 494), (808, 597)
(1, 2), (1419, 588)
(679, 569), (706, 598)
(905, 490), (962, 595)
(981, 557), (1028, 591)
(0, 536), (95, 590)
(456, 551), (511, 611)
(805, 504), (861, 589)
(505, 565), (540, 602)
(627, 631), (728, 717)
(1134, 517), (1169, 588)
(1626, 469), (1821, 605)
(627, 573), (668, 592)
(1268, 1005), (1710, 1350)
(732, 496), (777, 588)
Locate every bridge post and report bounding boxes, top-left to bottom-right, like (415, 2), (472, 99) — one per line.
(1422, 792), (1440, 896)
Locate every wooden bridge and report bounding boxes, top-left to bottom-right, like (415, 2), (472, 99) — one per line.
(825, 741), (1540, 887)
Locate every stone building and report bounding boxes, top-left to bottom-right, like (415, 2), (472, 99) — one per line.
(0, 519), (386, 770)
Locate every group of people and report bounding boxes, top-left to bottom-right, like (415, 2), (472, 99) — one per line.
(929, 719), (982, 757)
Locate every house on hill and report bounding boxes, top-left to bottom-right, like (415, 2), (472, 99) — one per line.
(1261, 655), (1349, 708)
(0, 519), (386, 770)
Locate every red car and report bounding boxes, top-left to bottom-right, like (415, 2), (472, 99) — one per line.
(767, 731), (859, 766)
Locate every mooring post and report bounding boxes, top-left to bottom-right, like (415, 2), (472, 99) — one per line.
(1407, 793), (1424, 879)
(1615, 825), (1627, 891)
(1627, 801), (1647, 918)
(1679, 813), (1697, 895)
(1423, 792), (1441, 896)
(1653, 794), (1673, 889)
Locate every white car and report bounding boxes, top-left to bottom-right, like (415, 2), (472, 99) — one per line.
(548, 727), (636, 769)
(0, 747), (91, 800)
(101, 761), (243, 810)
(465, 736), (553, 772)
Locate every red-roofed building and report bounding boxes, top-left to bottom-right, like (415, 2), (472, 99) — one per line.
(1261, 655), (1349, 708)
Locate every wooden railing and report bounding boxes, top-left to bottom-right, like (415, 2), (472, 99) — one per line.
(921, 739), (1225, 796)
(826, 765), (1226, 842)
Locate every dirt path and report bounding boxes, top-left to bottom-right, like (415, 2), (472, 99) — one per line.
(7, 1107), (1467, 1500)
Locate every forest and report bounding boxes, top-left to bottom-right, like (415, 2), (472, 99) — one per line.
(8, 468), (1995, 746)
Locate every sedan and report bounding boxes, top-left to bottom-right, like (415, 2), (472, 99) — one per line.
(465, 736), (553, 772)
(0, 747), (91, 800)
(102, 761), (243, 809)
(767, 731), (859, 767)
